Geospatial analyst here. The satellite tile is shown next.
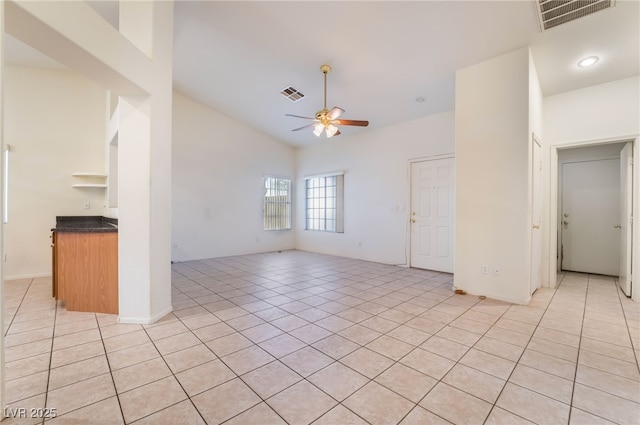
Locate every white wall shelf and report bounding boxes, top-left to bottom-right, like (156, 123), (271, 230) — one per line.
(72, 184), (108, 188)
(72, 173), (108, 177)
(71, 172), (108, 189)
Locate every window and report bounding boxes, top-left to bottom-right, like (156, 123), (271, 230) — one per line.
(305, 174), (344, 232)
(263, 177), (292, 230)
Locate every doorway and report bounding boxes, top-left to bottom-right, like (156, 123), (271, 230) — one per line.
(409, 156), (455, 273)
(552, 140), (636, 299)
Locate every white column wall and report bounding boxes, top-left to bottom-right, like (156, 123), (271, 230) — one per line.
(454, 48), (532, 304)
(117, 97), (153, 320)
(117, 2), (173, 323)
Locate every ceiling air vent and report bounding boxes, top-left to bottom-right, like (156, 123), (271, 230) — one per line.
(280, 86), (306, 102)
(536, 0), (615, 31)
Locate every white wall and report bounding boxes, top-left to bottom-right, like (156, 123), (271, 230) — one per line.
(3, 66), (107, 279)
(454, 48), (532, 304)
(295, 110), (455, 265)
(172, 92), (296, 261)
(544, 76), (640, 144)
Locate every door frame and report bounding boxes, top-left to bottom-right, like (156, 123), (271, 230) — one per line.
(549, 136), (638, 301)
(530, 134), (543, 295)
(407, 154), (455, 271)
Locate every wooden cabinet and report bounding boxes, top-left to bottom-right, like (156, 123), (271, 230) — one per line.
(52, 231), (118, 314)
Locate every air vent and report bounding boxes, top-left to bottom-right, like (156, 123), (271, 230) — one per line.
(280, 86), (306, 102)
(536, 0), (615, 31)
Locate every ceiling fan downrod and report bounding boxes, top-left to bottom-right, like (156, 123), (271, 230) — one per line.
(320, 64), (331, 114)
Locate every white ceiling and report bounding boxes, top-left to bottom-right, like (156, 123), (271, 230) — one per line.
(5, 1), (639, 148)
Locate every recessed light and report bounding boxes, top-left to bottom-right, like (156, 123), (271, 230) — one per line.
(577, 56), (599, 68)
(416, 97), (425, 103)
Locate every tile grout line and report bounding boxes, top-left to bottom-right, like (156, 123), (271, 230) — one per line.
(95, 313), (128, 424)
(615, 276), (640, 372)
(3, 277), (35, 338)
(134, 323), (209, 425)
(566, 273), (590, 425)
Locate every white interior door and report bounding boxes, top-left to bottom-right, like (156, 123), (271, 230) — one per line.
(561, 159), (620, 275)
(410, 158), (455, 273)
(619, 142), (633, 295)
(530, 138), (542, 294)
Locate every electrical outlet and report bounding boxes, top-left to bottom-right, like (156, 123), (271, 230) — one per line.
(494, 266), (501, 276)
(481, 265), (489, 274)
(83, 201), (90, 209)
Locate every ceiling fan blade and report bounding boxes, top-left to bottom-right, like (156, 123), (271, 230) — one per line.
(326, 107), (345, 120)
(334, 119), (369, 127)
(291, 123), (316, 132)
(286, 113), (315, 120)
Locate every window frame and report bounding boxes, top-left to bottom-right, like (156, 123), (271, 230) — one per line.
(304, 173), (344, 233)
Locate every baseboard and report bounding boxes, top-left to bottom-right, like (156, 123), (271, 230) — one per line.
(4, 273), (52, 281)
(117, 305), (174, 325)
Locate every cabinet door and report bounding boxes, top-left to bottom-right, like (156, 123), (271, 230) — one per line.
(56, 232), (118, 314)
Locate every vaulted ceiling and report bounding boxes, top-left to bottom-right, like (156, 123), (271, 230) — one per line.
(5, 1), (639, 147)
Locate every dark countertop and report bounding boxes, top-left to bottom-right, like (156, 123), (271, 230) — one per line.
(52, 216), (118, 233)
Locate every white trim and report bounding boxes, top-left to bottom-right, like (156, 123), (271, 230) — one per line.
(263, 173), (293, 180)
(303, 170), (344, 179)
(4, 272), (52, 281)
(408, 152), (455, 164)
(3, 144), (9, 224)
(117, 306), (173, 325)
(530, 133), (543, 294)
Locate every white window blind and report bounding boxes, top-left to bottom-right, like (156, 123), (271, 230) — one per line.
(263, 177), (292, 230)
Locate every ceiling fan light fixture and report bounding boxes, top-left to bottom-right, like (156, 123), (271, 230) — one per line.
(326, 124), (339, 138)
(286, 64), (369, 138)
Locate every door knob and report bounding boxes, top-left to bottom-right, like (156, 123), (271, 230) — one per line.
(410, 219), (416, 223)
(532, 224), (540, 229)
(563, 213), (569, 218)
(614, 224), (622, 229)
(563, 221), (569, 225)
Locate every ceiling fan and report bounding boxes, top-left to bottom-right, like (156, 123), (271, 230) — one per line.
(286, 64), (369, 138)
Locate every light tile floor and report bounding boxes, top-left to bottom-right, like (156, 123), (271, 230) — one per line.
(3, 250), (640, 424)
